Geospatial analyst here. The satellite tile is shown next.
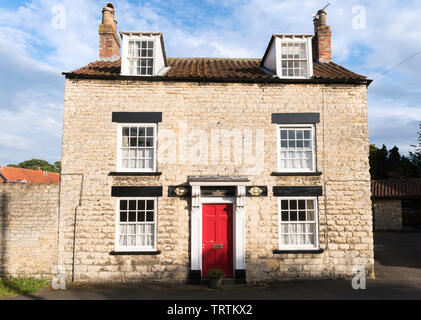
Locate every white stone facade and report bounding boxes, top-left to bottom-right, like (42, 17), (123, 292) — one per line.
(59, 79), (374, 283)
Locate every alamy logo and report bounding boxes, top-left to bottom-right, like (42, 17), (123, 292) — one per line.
(51, 5), (66, 30)
(351, 265), (366, 290)
(51, 265), (66, 290)
(159, 123), (265, 175)
(352, 5), (366, 30)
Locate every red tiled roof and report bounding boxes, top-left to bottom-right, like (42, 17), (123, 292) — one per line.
(0, 167), (60, 184)
(66, 58), (368, 83)
(371, 180), (421, 199)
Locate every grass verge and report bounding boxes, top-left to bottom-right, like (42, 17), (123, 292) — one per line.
(0, 277), (49, 298)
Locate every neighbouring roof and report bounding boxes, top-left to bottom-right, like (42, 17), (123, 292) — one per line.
(0, 167), (60, 184)
(64, 58), (370, 85)
(371, 180), (421, 199)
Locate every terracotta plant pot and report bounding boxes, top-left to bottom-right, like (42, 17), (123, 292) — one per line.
(208, 275), (224, 289)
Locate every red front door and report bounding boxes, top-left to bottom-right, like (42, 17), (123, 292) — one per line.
(202, 204), (233, 278)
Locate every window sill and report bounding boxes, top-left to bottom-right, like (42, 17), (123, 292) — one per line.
(273, 249), (324, 254)
(109, 172), (162, 177)
(271, 172), (322, 177)
(110, 251), (161, 256)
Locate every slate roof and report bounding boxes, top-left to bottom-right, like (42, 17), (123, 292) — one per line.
(64, 58), (369, 84)
(0, 167), (60, 184)
(371, 180), (421, 199)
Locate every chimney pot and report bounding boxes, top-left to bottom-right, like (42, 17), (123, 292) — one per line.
(312, 9), (332, 63)
(102, 3), (117, 26)
(99, 2), (120, 60)
(316, 9), (327, 27)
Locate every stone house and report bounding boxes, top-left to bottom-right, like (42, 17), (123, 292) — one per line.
(372, 180), (421, 231)
(59, 3), (374, 283)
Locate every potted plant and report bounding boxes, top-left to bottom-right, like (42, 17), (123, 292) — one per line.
(207, 268), (224, 289)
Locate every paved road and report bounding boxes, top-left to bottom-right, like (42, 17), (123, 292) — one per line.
(8, 232), (421, 300)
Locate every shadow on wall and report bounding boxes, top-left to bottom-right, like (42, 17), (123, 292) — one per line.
(0, 192), (8, 277)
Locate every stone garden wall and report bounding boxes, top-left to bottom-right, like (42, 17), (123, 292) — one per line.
(373, 199), (402, 231)
(0, 183), (59, 279)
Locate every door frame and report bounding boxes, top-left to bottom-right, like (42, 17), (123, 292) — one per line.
(189, 183), (247, 282)
(200, 197), (236, 278)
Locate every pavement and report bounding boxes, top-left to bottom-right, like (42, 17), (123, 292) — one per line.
(6, 231), (421, 300)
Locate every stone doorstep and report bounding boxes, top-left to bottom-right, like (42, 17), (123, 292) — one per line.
(199, 278), (245, 288)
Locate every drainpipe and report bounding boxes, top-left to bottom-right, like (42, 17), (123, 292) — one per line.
(57, 173), (84, 283)
(71, 174), (84, 283)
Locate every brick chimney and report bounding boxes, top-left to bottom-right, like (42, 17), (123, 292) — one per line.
(99, 3), (120, 60)
(312, 9), (332, 63)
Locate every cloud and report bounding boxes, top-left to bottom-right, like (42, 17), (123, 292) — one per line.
(0, 134), (32, 150)
(0, 104), (63, 164)
(0, 0), (420, 165)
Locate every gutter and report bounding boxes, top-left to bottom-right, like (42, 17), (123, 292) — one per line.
(62, 72), (372, 86)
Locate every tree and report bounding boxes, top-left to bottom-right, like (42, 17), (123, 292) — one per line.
(7, 159), (61, 173)
(409, 122), (421, 177)
(54, 161), (62, 173)
(369, 123), (421, 179)
(400, 155), (417, 178)
(369, 144), (389, 179)
(388, 146), (401, 170)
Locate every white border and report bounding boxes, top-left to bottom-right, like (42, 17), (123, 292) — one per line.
(114, 197), (158, 252)
(190, 185), (246, 278)
(121, 34), (157, 76)
(200, 197), (236, 277)
(116, 123), (158, 173)
(276, 124), (316, 173)
(277, 197), (319, 251)
(275, 37), (313, 79)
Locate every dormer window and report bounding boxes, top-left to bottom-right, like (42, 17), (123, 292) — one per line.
(128, 40), (154, 75)
(261, 34), (313, 79)
(120, 32), (169, 77)
(280, 42), (308, 78)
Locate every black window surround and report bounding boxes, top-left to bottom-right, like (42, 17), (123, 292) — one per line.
(112, 112), (162, 123)
(111, 186), (163, 197)
(109, 251), (161, 256)
(273, 186), (323, 197)
(109, 172), (162, 177)
(272, 113), (320, 124)
(271, 172), (322, 177)
(273, 249), (324, 254)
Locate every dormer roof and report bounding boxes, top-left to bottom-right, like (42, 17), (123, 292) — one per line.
(119, 31), (169, 76)
(120, 31), (168, 67)
(260, 34), (313, 68)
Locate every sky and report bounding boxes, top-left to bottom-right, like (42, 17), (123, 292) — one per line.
(0, 0), (420, 165)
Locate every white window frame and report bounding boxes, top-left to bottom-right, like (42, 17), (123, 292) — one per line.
(276, 37), (313, 79)
(277, 197), (319, 251)
(121, 35), (157, 76)
(276, 124), (316, 173)
(115, 197), (158, 252)
(116, 123), (158, 173)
